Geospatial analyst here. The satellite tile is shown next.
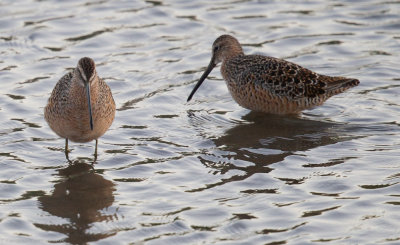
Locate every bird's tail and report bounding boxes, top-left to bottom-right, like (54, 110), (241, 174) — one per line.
(325, 76), (360, 95)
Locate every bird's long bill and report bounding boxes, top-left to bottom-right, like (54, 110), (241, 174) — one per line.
(187, 58), (216, 102)
(85, 83), (94, 131)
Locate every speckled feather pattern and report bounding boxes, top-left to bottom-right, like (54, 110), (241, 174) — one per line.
(222, 54), (359, 114)
(44, 58), (115, 143)
(190, 35), (360, 114)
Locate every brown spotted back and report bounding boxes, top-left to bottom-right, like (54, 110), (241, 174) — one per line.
(221, 54), (359, 114)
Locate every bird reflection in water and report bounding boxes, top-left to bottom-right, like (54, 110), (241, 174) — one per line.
(35, 162), (116, 244)
(214, 112), (343, 153)
(187, 111), (356, 192)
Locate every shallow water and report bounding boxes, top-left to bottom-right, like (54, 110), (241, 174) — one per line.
(1, 0), (400, 244)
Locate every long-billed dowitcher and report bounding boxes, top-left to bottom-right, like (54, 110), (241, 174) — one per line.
(44, 57), (115, 161)
(187, 35), (360, 114)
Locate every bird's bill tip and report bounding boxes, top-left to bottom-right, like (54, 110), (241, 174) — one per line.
(187, 60), (216, 102)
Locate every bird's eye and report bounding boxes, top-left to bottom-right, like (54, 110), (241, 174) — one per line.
(213, 46), (219, 52)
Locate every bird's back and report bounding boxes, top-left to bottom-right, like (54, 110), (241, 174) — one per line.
(93, 78), (115, 135)
(44, 72), (73, 124)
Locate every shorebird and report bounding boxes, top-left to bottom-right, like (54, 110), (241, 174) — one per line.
(44, 57), (115, 161)
(187, 34), (359, 114)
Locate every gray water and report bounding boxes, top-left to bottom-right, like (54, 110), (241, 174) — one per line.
(1, 0), (400, 244)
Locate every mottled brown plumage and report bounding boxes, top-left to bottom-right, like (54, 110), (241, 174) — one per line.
(44, 57), (115, 160)
(187, 34), (360, 114)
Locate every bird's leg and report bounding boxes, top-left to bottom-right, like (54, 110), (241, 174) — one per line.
(65, 138), (72, 163)
(93, 139), (98, 164)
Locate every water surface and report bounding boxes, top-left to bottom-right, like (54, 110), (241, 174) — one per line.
(0, 0), (400, 244)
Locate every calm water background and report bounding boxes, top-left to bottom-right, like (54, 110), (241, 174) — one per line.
(0, 0), (399, 244)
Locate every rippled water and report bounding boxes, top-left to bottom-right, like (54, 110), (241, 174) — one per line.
(1, 0), (400, 244)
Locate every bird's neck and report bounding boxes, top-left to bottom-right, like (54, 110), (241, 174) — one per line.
(71, 77), (99, 104)
(226, 45), (244, 60)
